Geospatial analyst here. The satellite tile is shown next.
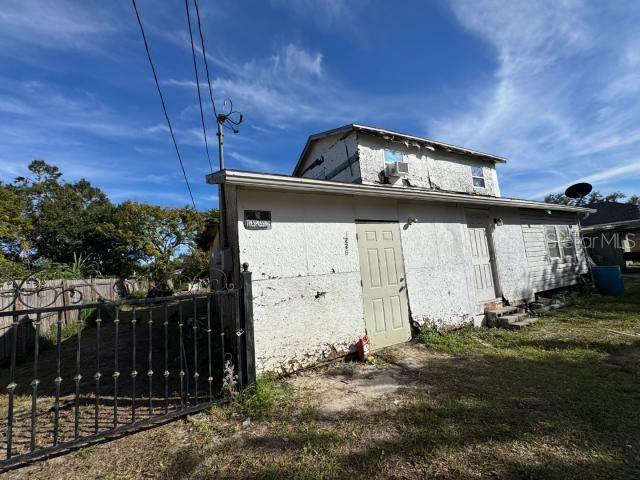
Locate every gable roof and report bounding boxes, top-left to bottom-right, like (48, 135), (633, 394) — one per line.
(293, 123), (507, 176)
(581, 202), (640, 227)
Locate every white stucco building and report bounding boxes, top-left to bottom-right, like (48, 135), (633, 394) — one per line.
(208, 124), (593, 372)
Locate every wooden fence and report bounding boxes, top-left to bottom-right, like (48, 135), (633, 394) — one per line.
(0, 278), (149, 363)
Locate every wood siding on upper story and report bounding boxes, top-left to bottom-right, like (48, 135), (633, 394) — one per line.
(520, 209), (588, 293)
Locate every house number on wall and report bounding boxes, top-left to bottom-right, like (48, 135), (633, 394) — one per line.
(244, 210), (272, 230)
(344, 233), (349, 255)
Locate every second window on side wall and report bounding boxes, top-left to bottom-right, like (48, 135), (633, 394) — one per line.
(545, 225), (576, 261)
(471, 166), (485, 188)
(558, 225), (576, 258)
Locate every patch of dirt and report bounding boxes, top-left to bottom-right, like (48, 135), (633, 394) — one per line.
(289, 342), (446, 419)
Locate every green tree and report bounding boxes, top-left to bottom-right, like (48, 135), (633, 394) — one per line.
(545, 190), (635, 207)
(99, 202), (205, 284)
(544, 193), (574, 205)
(0, 182), (31, 280)
(0, 182), (31, 257)
(603, 191), (626, 202)
(626, 195), (639, 205)
(13, 160), (117, 272)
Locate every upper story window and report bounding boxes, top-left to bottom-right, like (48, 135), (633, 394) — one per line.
(545, 225), (576, 260)
(384, 149), (404, 164)
(471, 166), (485, 188)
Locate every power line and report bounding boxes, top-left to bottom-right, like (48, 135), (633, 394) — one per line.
(131, 0), (197, 210)
(185, 0), (214, 174)
(193, 0), (218, 122)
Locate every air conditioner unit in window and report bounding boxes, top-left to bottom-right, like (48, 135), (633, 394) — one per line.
(385, 161), (409, 178)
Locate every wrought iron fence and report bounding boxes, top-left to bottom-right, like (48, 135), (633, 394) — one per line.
(0, 268), (255, 472)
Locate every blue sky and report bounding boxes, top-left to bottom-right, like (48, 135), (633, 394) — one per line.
(1, 0), (639, 209)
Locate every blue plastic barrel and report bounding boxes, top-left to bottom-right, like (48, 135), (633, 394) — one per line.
(592, 266), (624, 296)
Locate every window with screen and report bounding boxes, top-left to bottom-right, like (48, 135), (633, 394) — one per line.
(545, 225), (562, 259)
(471, 166), (485, 188)
(384, 149), (404, 164)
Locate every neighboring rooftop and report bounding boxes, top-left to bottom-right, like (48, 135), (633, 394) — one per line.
(582, 202), (640, 228)
(294, 123), (507, 176)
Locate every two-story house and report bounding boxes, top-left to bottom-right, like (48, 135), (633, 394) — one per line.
(207, 124), (593, 372)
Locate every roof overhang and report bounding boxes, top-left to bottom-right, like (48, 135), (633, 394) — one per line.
(582, 219), (640, 233)
(207, 170), (595, 214)
(293, 124), (507, 177)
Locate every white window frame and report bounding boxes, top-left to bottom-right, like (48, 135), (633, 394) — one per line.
(545, 225), (576, 262)
(384, 149), (405, 164)
(471, 166), (485, 188)
(557, 225), (576, 260)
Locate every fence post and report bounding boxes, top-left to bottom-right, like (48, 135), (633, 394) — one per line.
(61, 279), (69, 325)
(241, 263), (256, 387)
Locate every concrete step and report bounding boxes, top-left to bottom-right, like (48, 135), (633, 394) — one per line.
(485, 305), (523, 327)
(490, 306), (520, 317)
(500, 314), (538, 330)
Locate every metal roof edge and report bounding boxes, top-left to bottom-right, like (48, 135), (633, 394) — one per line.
(208, 170), (595, 214)
(292, 123), (507, 177)
(351, 124), (507, 163)
(581, 218), (640, 232)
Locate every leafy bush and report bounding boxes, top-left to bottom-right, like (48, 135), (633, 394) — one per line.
(129, 289), (148, 299)
(0, 255), (28, 283)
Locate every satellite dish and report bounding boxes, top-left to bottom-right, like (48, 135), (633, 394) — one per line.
(565, 182), (592, 199)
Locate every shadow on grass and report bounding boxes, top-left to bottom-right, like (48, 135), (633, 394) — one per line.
(163, 346), (640, 479)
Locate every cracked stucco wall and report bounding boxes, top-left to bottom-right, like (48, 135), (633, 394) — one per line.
(236, 189), (365, 373)
(356, 133), (501, 196)
(234, 187), (554, 371)
(398, 202), (478, 329)
(489, 207), (533, 303)
(357, 134), (432, 188)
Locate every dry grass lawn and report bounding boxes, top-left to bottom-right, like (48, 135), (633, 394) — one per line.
(4, 277), (640, 479)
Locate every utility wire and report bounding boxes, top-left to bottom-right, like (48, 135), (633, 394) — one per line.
(185, 0), (214, 174)
(131, 0), (197, 210)
(193, 0), (218, 121)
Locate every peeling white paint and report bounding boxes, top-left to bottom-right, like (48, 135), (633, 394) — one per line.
(490, 207), (533, 302)
(298, 131), (502, 197)
(237, 190), (363, 372)
(231, 134), (583, 371)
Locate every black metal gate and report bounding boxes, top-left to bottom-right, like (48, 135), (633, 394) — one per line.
(0, 271), (255, 472)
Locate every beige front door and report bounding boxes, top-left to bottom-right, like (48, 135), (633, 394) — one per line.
(356, 222), (411, 350)
(466, 213), (497, 303)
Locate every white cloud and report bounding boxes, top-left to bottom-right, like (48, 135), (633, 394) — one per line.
(0, 80), (142, 144)
(0, 0), (120, 52)
(144, 124), (171, 135)
(430, 0), (640, 199)
(227, 152), (279, 173)
(165, 43), (364, 129)
(529, 160), (640, 199)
